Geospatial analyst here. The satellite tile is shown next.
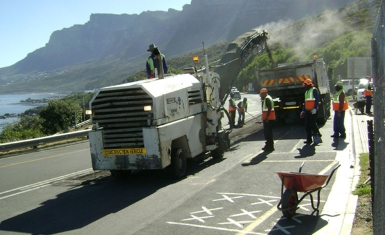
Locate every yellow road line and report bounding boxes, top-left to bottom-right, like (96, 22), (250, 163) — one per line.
(0, 149), (88, 169)
(236, 206), (277, 235)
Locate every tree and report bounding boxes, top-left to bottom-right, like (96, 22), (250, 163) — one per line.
(39, 99), (82, 135)
(0, 116), (44, 142)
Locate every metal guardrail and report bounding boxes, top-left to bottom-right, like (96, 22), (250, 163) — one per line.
(74, 119), (90, 129)
(0, 129), (90, 152)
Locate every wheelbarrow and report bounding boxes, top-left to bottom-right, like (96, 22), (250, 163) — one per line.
(276, 162), (341, 218)
(353, 100), (365, 114)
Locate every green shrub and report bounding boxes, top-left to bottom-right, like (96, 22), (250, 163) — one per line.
(353, 153), (371, 196)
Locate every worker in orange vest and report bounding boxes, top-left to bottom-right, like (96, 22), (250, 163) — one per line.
(237, 97), (248, 127)
(228, 93), (237, 128)
(331, 81), (348, 138)
(300, 79), (322, 144)
(364, 84), (373, 114)
(260, 88), (275, 152)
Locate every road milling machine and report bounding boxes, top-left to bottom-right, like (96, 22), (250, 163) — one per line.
(88, 30), (269, 178)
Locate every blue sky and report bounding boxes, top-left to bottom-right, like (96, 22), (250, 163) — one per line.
(0, 0), (191, 69)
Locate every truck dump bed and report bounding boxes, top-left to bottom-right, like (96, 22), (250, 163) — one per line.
(257, 59), (330, 95)
(255, 58), (331, 123)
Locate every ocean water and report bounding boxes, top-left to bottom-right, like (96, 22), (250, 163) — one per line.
(0, 93), (58, 132)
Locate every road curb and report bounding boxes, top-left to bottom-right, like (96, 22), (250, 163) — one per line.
(314, 109), (358, 235)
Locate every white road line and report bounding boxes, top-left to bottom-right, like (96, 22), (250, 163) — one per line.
(0, 168), (93, 200)
(290, 139), (303, 153)
(236, 206), (278, 235)
(235, 162), (338, 234)
(167, 221), (266, 235)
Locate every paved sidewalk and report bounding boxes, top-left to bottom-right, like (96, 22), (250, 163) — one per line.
(314, 104), (373, 234)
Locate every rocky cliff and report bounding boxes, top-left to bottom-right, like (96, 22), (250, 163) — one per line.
(0, 0), (356, 91)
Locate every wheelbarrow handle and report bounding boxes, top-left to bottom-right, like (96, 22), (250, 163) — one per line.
(322, 164), (341, 188)
(298, 162), (305, 173)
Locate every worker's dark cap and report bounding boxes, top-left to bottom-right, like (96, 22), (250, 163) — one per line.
(147, 44), (157, 52)
(335, 81), (343, 87)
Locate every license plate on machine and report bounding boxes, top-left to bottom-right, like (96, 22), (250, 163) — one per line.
(103, 148), (146, 156)
(285, 101), (296, 106)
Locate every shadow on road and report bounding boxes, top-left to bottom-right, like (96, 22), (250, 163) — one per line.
(294, 144), (316, 158)
(267, 214), (328, 234)
(332, 138), (349, 150)
(0, 157), (222, 234)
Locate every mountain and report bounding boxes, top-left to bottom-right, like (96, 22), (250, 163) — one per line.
(0, 0), (356, 93)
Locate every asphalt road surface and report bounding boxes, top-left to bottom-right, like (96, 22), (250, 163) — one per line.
(0, 92), (344, 235)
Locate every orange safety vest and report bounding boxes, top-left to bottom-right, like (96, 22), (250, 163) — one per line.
(229, 98), (236, 111)
(304, 87), (316, 111)
(364, 90), (373, 97)
(262, 95), (276, 120)
(238, 101), (248, 113)
(332, 90), (348, 111)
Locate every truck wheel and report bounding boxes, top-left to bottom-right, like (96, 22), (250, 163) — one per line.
(211, 147), (224, 160)
(170, 149), (187, 179)
(110, 170), (131, 179)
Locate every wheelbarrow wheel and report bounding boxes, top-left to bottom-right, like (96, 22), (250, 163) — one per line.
(281, 189), (298, 218)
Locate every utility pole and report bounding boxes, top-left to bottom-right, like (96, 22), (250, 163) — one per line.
(82, 84), (85, 121)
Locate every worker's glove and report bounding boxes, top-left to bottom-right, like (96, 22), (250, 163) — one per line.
(149, 71), (155, 78)
(311, 109), (317, 115)
(300, 111), (305, 118)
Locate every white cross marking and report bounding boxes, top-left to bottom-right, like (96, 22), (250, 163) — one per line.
(298, 203), (311, 211)
(182, 215), (214, 223)
(251, 198), (277, 206)
(230, 209), (261, 219)
(213, 194), (244, 203)
(279, 214), (304, 223)
(266, 223), (295, 234)
(218, 218), (253, 228)
(191, 206), (223, 215)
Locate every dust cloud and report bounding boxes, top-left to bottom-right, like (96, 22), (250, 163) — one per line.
(253, 2), (368, 59)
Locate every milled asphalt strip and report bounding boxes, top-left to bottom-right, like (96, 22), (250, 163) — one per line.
(0, 168), (93, 200)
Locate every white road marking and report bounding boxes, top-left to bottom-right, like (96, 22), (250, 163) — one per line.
(230, 209), (261, 219)
(290, 140), (303, 152)
(298, 203), (312, 211)
(279, 214), (305, 223)
(266, 223), (295, 234)
(182, 215), (214, 223)
(236, 206), (278, 235)
(218, 218), (254, 228)
(167, 222), (266, 235)
(217, 192), (281, 199)
(0, 168), (93, 200)
(191, 206), (223, 215)
(251, 198), (277, 206)
(213, 194), (244, 203)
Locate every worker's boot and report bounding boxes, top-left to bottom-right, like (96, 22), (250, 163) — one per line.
(262, 142), (268, 150)
(304, 135), (313, 144)
(313, 134), (323, 144)
(263, 142), (274, 152)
